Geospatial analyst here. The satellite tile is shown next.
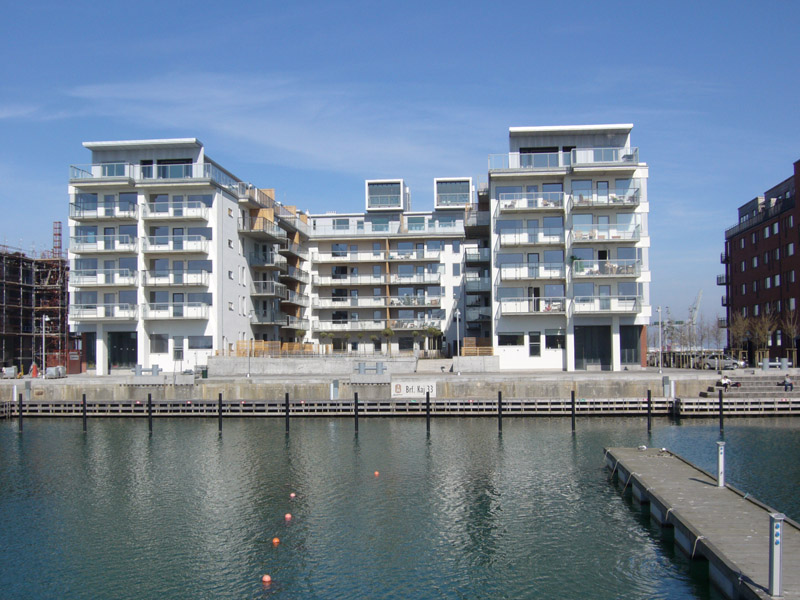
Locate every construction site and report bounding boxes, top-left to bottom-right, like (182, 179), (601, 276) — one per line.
(0, 223), (70, 375)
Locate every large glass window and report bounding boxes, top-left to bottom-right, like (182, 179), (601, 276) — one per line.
(499, 333), (523, 346)
(332, 243), (347, 257)
(545, 329), (566, 349)
(150, 334), (168, 354)
(188, 336), (213, 349)
(528, 332), (541, 356)
(333, 218), (349, 230)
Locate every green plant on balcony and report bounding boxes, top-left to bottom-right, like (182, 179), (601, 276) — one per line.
(569, 255), (584, 273)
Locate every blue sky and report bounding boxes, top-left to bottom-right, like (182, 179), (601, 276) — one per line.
(1, 0), (798, 324)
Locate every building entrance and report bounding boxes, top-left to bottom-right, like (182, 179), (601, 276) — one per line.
(108, 331), (137, 370)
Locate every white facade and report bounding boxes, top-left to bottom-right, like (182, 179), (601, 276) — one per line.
(489, 124), (651, 371)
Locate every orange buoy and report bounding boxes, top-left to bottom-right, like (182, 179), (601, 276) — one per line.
(284, 513), (292, 521)
(261, 574), (272, 583)
(374, 471), (380, 477)
(272, 537), (280, 545)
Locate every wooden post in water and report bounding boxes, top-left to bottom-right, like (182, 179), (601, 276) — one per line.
(497, 391), (503, 432)
(718, 388), (724, 432)
(284, 393), (290, 433)
(571, 390), (576, 433)
(18, 392), (23, 432)
(425, 391), (431, 433)
(218, 393), (223, 433)
(147, 393), (153, 434)
(647, 390), (652, 434)
(82, 393), (87, 433)
(354, 392), (359, 433)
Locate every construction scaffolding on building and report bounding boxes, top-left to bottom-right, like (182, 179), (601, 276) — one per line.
(0, 223), (69, 374)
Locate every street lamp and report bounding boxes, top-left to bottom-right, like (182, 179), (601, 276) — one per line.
(454, 308), (461, 358)
(657, 306), (662, 374)
(41, 315), (50, 378)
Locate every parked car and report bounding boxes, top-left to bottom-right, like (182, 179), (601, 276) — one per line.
(697, 354), (745, 370)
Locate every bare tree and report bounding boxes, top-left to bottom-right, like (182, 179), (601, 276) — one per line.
(780, 309), (799, 360)
(710, 315), (725, 351)
(728, 312), (749, 355)
(751, 313), (776, 354)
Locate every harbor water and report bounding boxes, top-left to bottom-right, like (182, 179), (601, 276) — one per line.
(1, 416), (798, 599)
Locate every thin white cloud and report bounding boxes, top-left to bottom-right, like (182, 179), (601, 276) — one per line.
(0, 104), (39, 119)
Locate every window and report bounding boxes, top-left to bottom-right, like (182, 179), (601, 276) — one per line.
(228, 270), (234, 280)
(398, 337), (414, 351)
(764, 251), (769, 264)
(228, 208), (233, 217)
(788, 243), (795, 256)
(741, 284), (746, 295)
(791, 271), (796, 283)
(528, 332), (541, 356)
(333, 218), (350, 230)
(545, 329), (565, 349)
(773, 222), (779, 235)
(453, 263), (461, 276)
(775, 248), (781, 260)
(332, 243), (347, 257)
(742, 306), (747, 317)
(775, 274), (781, 286)
(754, 305), (760, 316)
(765, 277), (771, 289)
(790, 216), (795, 227)
(764, 226), (770, 239)
(752, 232), (757, 244)
(790, 298), (796, 310)
(228, 239), (233, 249)
(228, 301), (234, 311)
(150, 334), (168, 353)
(753, 281), (758, 292)
(452, 240), (460, 253)
(188, 336), (213, 349)
(752, 256), (758, 268)
(173, 336), (184, 361)
(499, 333), (524, 346)
(373, 242), (382, 256)
(740, 238), (745, 249)
(740, 261), (745, 273)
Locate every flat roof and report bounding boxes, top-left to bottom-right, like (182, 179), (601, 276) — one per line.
(83, 138), (203, 150)
(509, 124), (633, 135)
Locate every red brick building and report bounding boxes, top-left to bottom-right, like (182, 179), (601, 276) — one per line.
(721, 160), (800, 363)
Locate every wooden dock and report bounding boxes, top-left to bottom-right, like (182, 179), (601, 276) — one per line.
(605, 447), (800, 599)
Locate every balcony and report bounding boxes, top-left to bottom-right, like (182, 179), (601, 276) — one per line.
(435, 192), (471, 208)
(717, 274), (728, 286)
(314, 320), (385, 332)
(280, 241), (309, 260)
(142, 200), (209, 220)
(282, 316), (310, 329)
(497, 192), (564, 212)
(70, 269), (138, 287)
(69, 161), (240, 190)
(571, 295), (641, 314)
(142, 302), (210, 320)
(248, 252), (288, 271)
(465, 210), (490, 228)
(70, 235), (138, 253)
(281, 267), (310, 284)
(278, 213), (310, 237)
(251, 309), (290, 325)
(315, 296), (386, 309)
(571, 147), (639, 168)
(69, 202), (138, 220)
(142, 235), (209, 253)
(721, 251), (730, 264)
(252, 280), (288, 298)
(142, 270), (210, 287)
(465, 276), (491, 292)
(721, 295), (729, 307)
(315, 250), (387, 263)
(570, 187), (641, 209)
(388, 295), (441, 307)
(367, 195), (402, 210)
(465, 248), (491, 263)
(314, 274), (387, 286)
(489, 151), (570, 172)
(718, 317), (728, 329)
(466, 307), (492, 321)
(388, 318), (441, 330)
(499, 263), (565, 281)
(238, 216), (287, 242)
(498, 228), (565, 247)
(311, 222), (401, 237)
(70, 303), (138, 321)
(570, 259), (640, 278)
(388, 273), (441, 285)
(499, 297), (566, 315)
(387, 250), (441, 261)
(283, 290), (310, 307)
(570, 225), (641, 243)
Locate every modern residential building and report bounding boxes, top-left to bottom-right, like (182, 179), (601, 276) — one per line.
(489, 125), (651, 370)
(68, 125), (651, 373)
(719, 159), (800, 362)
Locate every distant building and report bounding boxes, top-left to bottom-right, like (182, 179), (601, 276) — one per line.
(68, 125), (651, 373)
(720, 160), (800, 362)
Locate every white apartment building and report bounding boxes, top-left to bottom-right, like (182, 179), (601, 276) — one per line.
(306, 178), (469, 356)
(68, 139), (308, 374)
(489, 124), (651, 370)
(67, 125), (650, 373)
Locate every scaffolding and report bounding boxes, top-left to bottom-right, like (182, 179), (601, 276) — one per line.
(0, 223), (69, 373)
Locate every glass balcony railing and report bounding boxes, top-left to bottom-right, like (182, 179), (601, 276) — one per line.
(70, 162), (240, 189)
(283, 291), (309, 307)
(311, 222), (401, 237)
(70, 235), (138, 252)
(465, 210), (490, 228)
(70, 269), (138, 286)
(499, 263), (565, 281)
(142, 270), (210, 287)
(571, 224), (641, 242)
(252, 281), (288, 298)
(142, 302), (210, 319)
(388, 272), (441, 284)
(69, 202), (138, 220)
(387, 295), (441, 307)
(280, 242), (309, 259)
(570, 259), (640, 277)
(388, 318), (440, 330)
(571, 147), (639, 167)
(141, 235), (210, 253)
(367, 195), (402, 209)
(716, 274), (727, 286)
(465, 307), (492, 321)
(489, 152), (570, 171)
(142, 201), (209, 220)
(499, 297), (566, 315)
(248, 253), (288, 270)
(70, 303), (139, 320)
(435, 193), (471, 207)
(315, 296), (387, 308)
(498, 228), (565, 247)
(238, 216), (287, 241)
(314, 274), (387, 286)
(497, 192), (564, 211)
(571, 296), (641, 314)
(465, 276), (491, 292)
(314, 320), (385, 332)
(282, 267), (310, 284)
(570, 187), (641, 208)
(465, 248), (491, 262)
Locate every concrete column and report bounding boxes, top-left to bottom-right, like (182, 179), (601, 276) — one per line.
(566, 321), (575, 371)
(611, 317), (621, 371)
(96, 323), (108, 375)
(137, 320), (148, 369)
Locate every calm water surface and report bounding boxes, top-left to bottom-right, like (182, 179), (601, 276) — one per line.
(1, 416), (798, 599)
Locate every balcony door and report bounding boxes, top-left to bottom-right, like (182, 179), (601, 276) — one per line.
(527, 253), (539, 278)
(173, 293), (184, 317)
(103, 293), (115, 318)
(103, 260), (115, 285)
(174, 261), (184, 285)
(528, 286), (540, 313)
(172, 227), (184, 250)
(599, 285), (611, 311)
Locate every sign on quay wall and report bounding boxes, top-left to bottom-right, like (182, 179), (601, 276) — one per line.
(391, 380), (437, 399)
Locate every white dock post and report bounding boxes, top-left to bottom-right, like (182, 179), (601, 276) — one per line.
(769, 512), (784, 597)
(716, 441), (725, 488)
